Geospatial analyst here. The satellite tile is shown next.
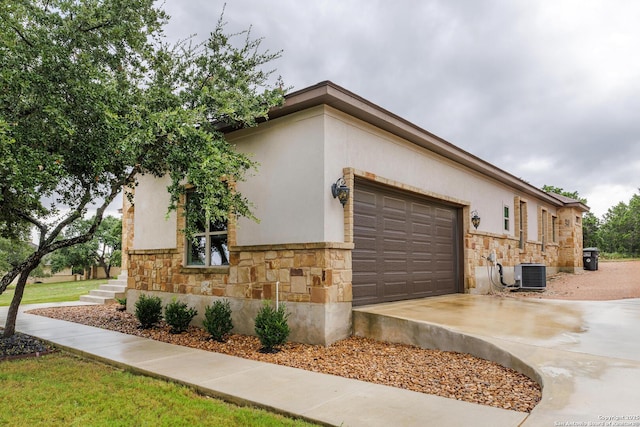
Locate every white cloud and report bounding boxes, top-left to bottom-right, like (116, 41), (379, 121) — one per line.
(585, 184), (638, 218)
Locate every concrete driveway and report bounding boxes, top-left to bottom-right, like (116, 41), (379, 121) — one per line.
(354, 294), (640, 426)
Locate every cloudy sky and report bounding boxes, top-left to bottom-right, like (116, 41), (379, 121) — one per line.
(155, 0), (640, 218)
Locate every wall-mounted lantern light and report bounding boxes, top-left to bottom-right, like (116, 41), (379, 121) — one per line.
(331, 177), (350, 207)
(471, 210), (481, 229)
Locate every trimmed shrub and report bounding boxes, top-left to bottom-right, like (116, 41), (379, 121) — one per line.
(134, 294), (163, 329)
(164, 298), (198, 334)
(254, 301), (290, 353)
(203, 299), (234, 342)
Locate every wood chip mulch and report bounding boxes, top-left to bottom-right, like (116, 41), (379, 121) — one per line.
(26, 304), (541, 413)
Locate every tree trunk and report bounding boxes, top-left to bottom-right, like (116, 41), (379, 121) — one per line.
(3, 270), (29, 338)
(97, 255), (110, 279)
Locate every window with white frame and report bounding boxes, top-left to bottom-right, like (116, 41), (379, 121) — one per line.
(503, 204), (510, 232)
(185, 192), (229, 267)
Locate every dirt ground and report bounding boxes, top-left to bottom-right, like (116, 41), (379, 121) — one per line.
(504, 260), (640, 300)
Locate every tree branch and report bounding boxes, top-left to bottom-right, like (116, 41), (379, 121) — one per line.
(79, 21), (112, 32)
(13, 210), (48, 244)
(43, 183), (94, 248)
(11, 25), (34, 48)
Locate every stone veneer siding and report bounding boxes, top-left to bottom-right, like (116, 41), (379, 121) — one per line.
(465, 231), (560, 292)
(127, 243), (354, 304)
(127, 244), (354, 346)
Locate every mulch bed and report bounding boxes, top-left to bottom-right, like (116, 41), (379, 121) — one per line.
(0, 331), (56, 361)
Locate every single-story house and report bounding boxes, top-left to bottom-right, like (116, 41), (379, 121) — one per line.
(121, 81), (588, 346)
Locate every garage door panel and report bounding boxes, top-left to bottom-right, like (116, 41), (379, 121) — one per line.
(411, 223), (432, 237)
(355, 188), (377, 203)
(352, 180), (460, 306)
(354, 236), (377, 252)
(358, 285), (380, 300)
(383, 259), (407, 270)
(382, 280), (410, 295)
(354, 215), (377, 231)
(411, 201), (432, 215)
(384, 219), (407, 234)
(435, 206), (454, 218)
(383, 240), (407, 253)
(383, 195), (407, 210)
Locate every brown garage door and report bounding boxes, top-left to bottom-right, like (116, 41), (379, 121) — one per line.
(352, 180), (460, 306)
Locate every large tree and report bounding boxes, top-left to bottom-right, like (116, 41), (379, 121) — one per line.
(0, 1), (285, 337)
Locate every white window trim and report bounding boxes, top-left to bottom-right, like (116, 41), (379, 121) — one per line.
(184, 192), (229, 267)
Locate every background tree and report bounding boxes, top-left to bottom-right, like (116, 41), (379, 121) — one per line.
(598, 192), (640, 256)
(49, 216), (122, 278)
(543, 185), (597, 248)
(542, 185), (588, 204)
(582, 212), (602, 249)
(0, 236), (45, 279)
(0, 1), (285, 337)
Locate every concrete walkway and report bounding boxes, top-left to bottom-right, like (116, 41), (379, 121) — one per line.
(354, 295), (640, 426)
(3, 296), (640, 426)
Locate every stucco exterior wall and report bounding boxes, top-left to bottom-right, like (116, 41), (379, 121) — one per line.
(231, 109), (329, 246)
(132, 174), (177, 250)
(323, 107), (558, 242)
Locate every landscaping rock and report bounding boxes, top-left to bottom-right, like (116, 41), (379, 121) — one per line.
(26, 304), (541, 413)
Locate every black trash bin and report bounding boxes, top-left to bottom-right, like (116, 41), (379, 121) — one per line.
(583, 247), (599, 271)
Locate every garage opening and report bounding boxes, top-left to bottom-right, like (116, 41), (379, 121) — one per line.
(352, 179), (461, 306)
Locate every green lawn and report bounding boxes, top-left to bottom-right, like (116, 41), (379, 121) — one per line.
(0, 279), (107, 306)
(0, 280), (318, 426)
(0, 352), (316, 427)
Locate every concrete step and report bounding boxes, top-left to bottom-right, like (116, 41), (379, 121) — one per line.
(88, 289), (125, 299)
(79, 294), (115, 304)
(79, 278), (127, 305)
(97, 284), (127, 293)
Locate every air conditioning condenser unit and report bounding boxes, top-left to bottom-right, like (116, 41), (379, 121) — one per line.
(514, 263), (546, 290)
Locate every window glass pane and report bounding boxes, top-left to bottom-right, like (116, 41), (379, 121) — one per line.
(187, 236), (206, 266)
(210, 235), (229, 266)
(186, 192), (206, 232)
(209, 219), (227, 233)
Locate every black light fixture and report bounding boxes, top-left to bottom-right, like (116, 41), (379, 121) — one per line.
(331, 177), (350, 207)
(471, 210), (481, 229)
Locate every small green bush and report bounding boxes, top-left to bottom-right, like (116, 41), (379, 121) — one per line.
(134, 294), (163, 329)
(164, 298), (198, 334)
(254, 301), (290, 353)
(203, 299), (234, 342)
